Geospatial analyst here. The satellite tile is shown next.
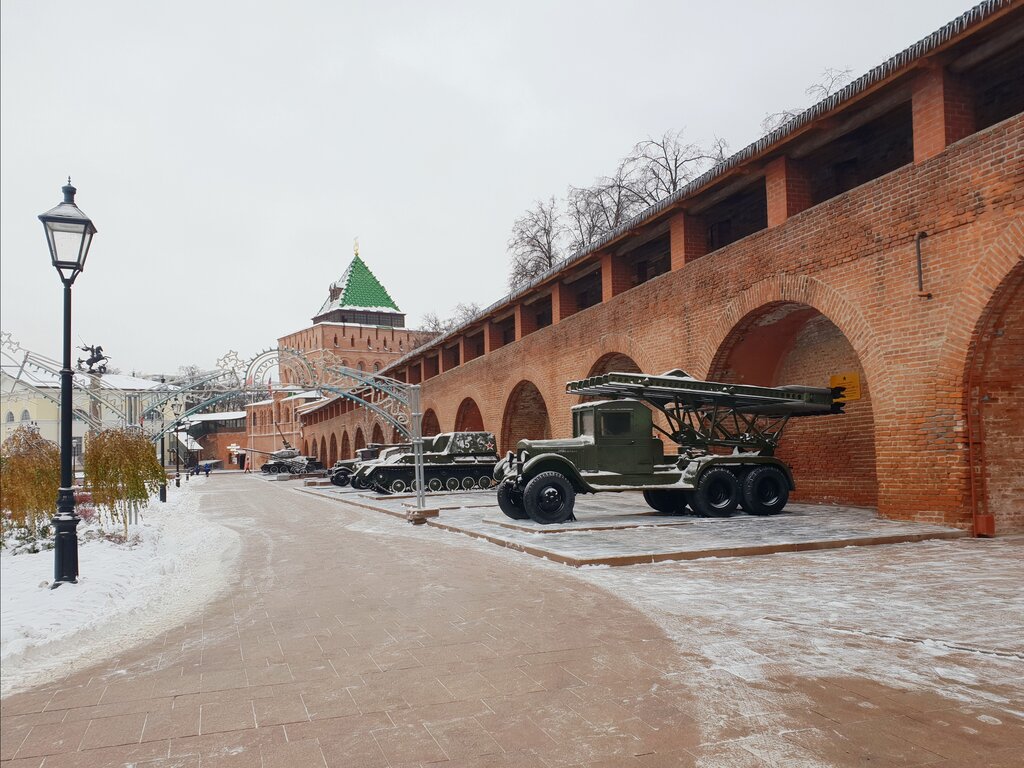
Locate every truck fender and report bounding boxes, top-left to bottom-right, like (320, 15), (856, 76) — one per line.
(521, 453), (593, 493)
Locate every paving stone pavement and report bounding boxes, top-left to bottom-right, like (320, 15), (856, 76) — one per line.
(1, 474), (1021, 767)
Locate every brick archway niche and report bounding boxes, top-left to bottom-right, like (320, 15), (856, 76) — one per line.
(328, 433), (338, 466)
(586, 352), (642, 377)
(354, 428), (366, 451)
(341, 431), (351, 460)
(422, 409), (441, 437)
(302, 439), (309, 456)
(455, 398), (485, 432)
(371, 423), (385, 445)
(319, 437), (327, 462)
(964, 261), (1024, 534)
(708, 301), (878, 507)
(501, 380), (552, 454)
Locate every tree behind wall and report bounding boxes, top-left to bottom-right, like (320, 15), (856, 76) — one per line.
(0, 425), (59, 544)
(84, 428), (165, 538)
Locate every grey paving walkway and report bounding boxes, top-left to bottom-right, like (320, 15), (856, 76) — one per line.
(302, 485), (966, 566)
(2, 475), (1021, 767)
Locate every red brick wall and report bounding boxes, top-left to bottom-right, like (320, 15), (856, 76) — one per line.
(774, 316), (877, 507)
(978, 268), (1024, 533)
(199, 428), (247, 469)
(287, 115), (1024, 529)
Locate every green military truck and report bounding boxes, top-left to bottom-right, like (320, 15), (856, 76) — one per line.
(493, 370), (843, 524)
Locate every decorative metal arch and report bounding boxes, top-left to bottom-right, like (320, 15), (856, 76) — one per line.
(1, 336), (426, 508)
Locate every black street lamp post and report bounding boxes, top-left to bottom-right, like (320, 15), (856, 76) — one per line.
(170, 399), (182, 486)
(39, 179), (97, 588)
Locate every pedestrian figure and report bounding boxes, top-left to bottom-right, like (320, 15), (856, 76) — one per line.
(204, 463), (211, 477)
(243, 456), (251, 474)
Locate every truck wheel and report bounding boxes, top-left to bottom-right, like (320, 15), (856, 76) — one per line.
(445, 477), (461, 491)
(461, 476), (476, 491)
(390, 478), (408, 493)
(427, 477), (443, 492)
(523, 472), (576, 524)
(496, 481), (529, 520)
(477, 475), (493, 490)
(642, 490), (688, 514)
(742, 466), (789, 515)
(691, 467), (740, 517)
(331, 471), (350, 487)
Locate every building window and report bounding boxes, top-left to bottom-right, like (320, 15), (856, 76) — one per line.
(5, 411), (13, 423)
(20, 410), (30, 421)
(357, 362), (365, 372)
(373, 362), (380, 372)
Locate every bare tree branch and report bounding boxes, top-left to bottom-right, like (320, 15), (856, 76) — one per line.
(507, 197), (564, 290)
(761, 66), (853, 134)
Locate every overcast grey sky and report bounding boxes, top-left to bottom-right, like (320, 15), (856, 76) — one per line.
(1, 0), (972, 374)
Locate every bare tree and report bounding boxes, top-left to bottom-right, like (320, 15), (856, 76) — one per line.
(420, 302), (482, 335)
(507, 197), (564, 289)
(627, 130), (728, 205)
(761, 66), (853, 133)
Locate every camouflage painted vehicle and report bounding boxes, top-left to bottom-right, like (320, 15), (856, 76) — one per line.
(353, 432), (500, 494)
(493, 370), (843, 524)
(328, 444), (404, 487)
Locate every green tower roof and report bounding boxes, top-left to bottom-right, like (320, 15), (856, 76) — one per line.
(317, 255), (401, 316)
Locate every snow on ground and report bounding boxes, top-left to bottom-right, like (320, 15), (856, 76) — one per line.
(0, 477), (240, 696)
(574, 537), (1024, 747)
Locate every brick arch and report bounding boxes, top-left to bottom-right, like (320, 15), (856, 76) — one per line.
(454, 397), (485, 432)
(303, 439), (309, 456)
(697, 274), (885, 399)
(586, 352), (642, 378)
(961, 257), (1024, 535)
(371, 422), (385, 445)
(585, 333), (657, 377)
(422, 409), (441, 437)
(938, 217), (1024, 382)
(500, 380), (552, 453)
(354, 428), (365, 451)
(320, 437), (327, 461)
(707, 300), (878, 507)
(341, 431), (351, 460)
(328, 433), (337, 465)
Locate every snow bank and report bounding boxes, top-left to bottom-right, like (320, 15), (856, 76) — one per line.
(0, 478), (240, 696)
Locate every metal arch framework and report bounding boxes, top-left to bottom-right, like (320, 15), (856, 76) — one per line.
(2, 336), (426, 509)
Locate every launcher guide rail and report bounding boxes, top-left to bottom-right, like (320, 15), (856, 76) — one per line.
(566, 369), (844, 452)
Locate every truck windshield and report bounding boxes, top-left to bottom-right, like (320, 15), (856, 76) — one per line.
(578, 410), (594, 436)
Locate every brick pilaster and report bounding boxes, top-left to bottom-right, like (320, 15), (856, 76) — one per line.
(913, 66), (975, 164)
(765, 156), (813, 227)
(669, 212), (707, 270)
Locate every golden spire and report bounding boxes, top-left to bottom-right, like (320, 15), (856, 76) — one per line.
(353, 237), (359, 258)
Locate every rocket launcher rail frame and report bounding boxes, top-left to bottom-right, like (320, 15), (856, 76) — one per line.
(566, 370), (845, 453)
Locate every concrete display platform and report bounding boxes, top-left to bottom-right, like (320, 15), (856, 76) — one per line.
(299, 486), (967, 567)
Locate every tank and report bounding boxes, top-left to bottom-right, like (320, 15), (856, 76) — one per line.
(352, 432), (500, 494)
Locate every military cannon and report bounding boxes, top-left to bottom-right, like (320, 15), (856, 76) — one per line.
(494, 369), (844, 524)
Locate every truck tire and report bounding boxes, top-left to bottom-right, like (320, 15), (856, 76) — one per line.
(742, 465), (789, 515)
(390, 477), (408, 493)
(330, 470), (350, 487)
(523, 472), (576, 524)
(445, 477), (461, 491)
(427, 477), (443, 492)
(643, 490), (689, 514)
(691, 467), (740, 517)
(497, 481), (529, 520)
